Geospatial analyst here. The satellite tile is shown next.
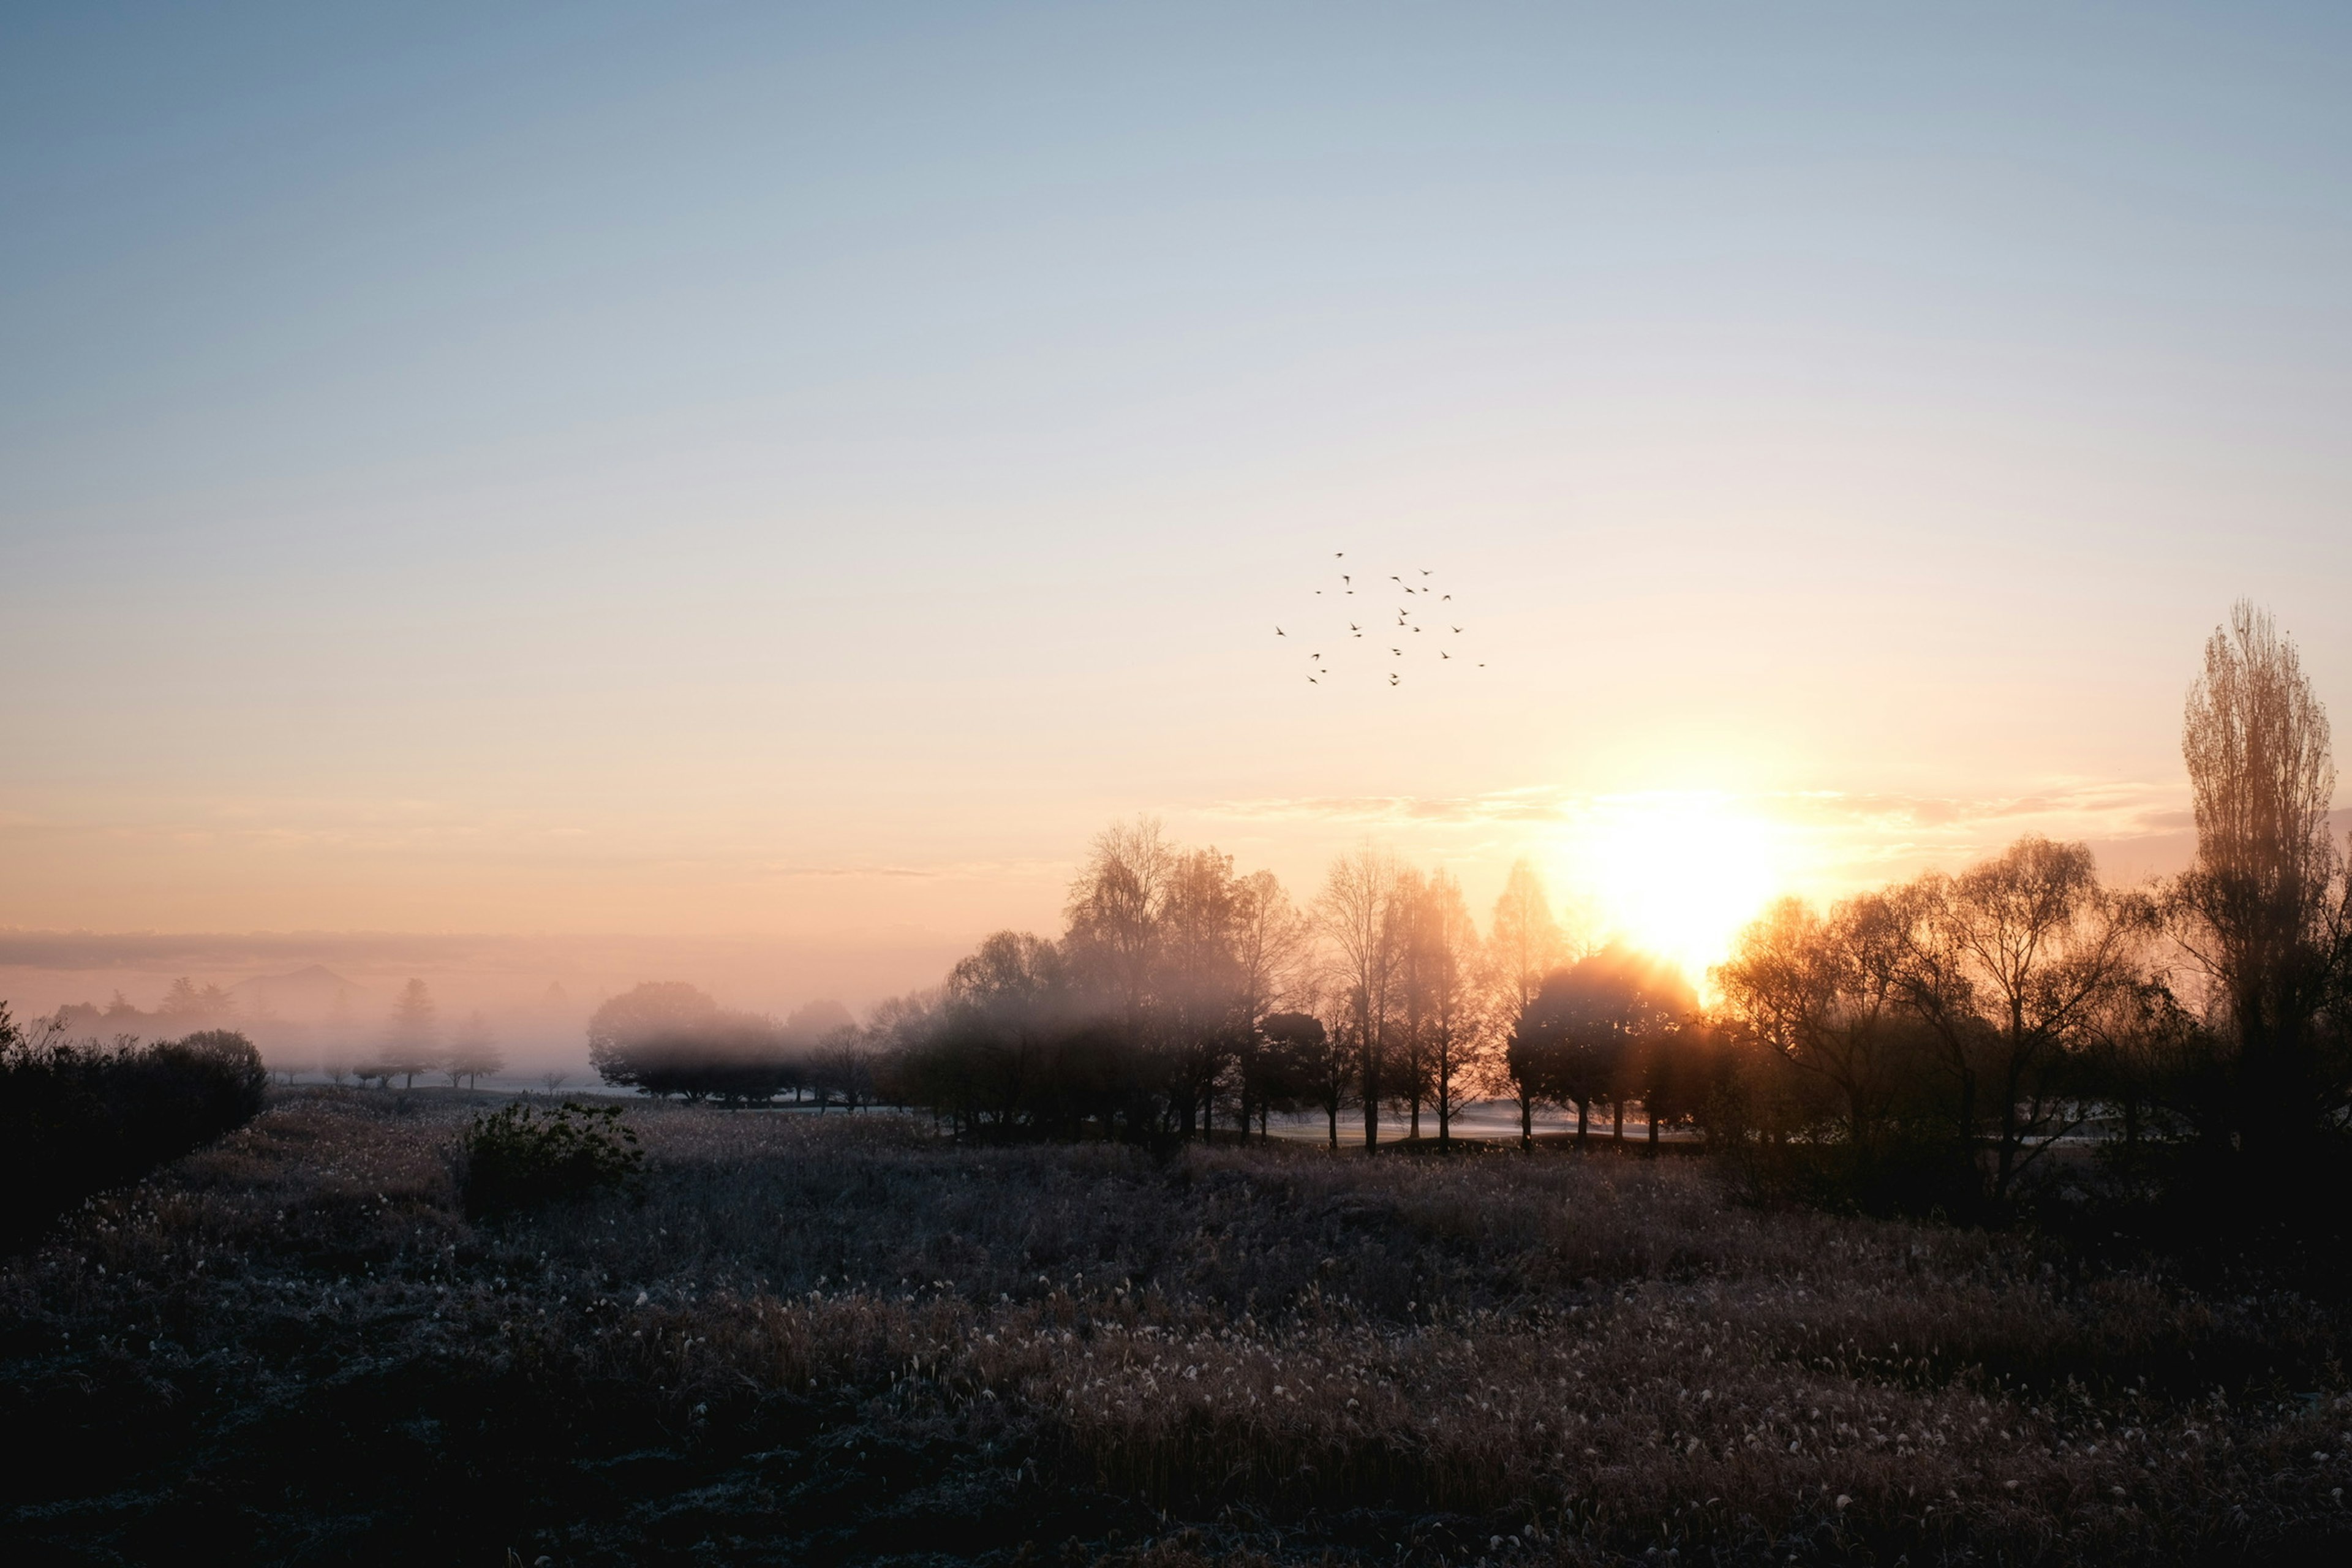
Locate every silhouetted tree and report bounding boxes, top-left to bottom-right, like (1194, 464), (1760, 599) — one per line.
(1900, 837), (2157, 1197)
(2171, 602), (2351, 1157)
(1717, 895), (1909, 1147)
(1515, 946), (1691, 1147)
(1490, 862), (1580, 1148)
(1318, 845), (1401, 1151)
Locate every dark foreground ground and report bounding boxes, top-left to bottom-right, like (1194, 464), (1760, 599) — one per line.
(4, 1090), (2350, 1566)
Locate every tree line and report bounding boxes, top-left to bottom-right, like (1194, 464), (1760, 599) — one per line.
(589, 603), (2352, 1213)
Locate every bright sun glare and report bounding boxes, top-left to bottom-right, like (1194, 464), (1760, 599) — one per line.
(1551, 793), (1787, 988)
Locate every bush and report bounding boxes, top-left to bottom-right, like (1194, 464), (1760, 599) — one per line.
(0, 1017), (270, 1251)
(456, 1099), (643, 1218)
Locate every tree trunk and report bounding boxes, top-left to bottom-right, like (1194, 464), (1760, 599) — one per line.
(1576, 1099), (1589, 1146)
(1520, 1095), (1533, 1150)
(1613, 1100), (1624, 1144)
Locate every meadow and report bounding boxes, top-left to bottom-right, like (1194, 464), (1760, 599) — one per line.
(4, 1088), (2348, 1566)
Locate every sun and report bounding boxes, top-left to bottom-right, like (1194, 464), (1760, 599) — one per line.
(1549, 792), (1788, 988)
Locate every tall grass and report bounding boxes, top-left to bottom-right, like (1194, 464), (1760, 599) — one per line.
(2, 1090), (2346, 1564)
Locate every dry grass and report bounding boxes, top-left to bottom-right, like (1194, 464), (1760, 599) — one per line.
(3, 1088), (2348, 1564)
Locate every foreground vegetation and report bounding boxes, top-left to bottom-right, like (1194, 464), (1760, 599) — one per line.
(4, 1088), (2348, 1566)
(0, 1009), (268, 1253)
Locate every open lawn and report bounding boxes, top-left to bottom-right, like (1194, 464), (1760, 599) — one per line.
(4, 1088), (2348, 1565)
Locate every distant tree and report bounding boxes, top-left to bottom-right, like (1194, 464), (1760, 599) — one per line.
(157, 976), (225, 1023)
(1227, 870), (1313, 1139)
(1717, 896), (1909, 1147)
(444, 1009), (505, 1090)
(371, 979), (439, 1089)
(1487, 859), (1572, 1017)
(1318, 845), (1402, 1151)
(1900, 836), (2157, 1198)
(1413, 869), (1492, 1145)
(1516, 946), (1692, 1146)
(587, 982), (789, 1101)
(541, 1069), (569, 1095)
(1263, 1010), (1351, 1148)
(1491, 861), (1577, 1148)
(2171, 602), (2351, 1156)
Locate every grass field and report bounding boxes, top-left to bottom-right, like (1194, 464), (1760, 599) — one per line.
(4, 1088), (2348, 1565)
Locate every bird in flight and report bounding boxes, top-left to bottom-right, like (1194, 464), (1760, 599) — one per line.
(1392, 647), (1401, 655)
(1276, 627), (1286, 636)
(1389, 575), (1402, 583)
(1452, 625), (1462, 633)
(1441, 650), (1450, 659)
(1441, 594), (1451, 601)
(1341, 575), (1350, 584)
(1335, 552), (1344, 558)
(1389, 673), (1400, 686)
(1420, 569), (1431, 576)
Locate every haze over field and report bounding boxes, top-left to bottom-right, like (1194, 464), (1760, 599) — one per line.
(6, 5), (2351, 1033)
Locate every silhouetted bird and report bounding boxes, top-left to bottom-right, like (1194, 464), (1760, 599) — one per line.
(1421, 569), (1431, 575)
(1390, 575), (1402, 582)
(1441, 650), (1450, 659)
(1442, 594), (1452, 601)
(1276, 627), (1286, 636)
(1452, 625), (1462, 633)
(1390, 673), (1400, 685)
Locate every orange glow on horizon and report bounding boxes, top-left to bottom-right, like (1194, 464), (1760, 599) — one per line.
(1544, 792), (1791, 990)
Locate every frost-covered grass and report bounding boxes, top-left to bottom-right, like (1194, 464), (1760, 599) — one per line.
(3, 1088), (2348, 1564)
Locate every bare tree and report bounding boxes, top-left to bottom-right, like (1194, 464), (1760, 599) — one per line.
(1228, 869), (1312, 1139)
(1489, 860), (1572, 1148)
(1909, 837), (2157, 1198)
(2173, 602), (2350, 1151)
(1063, 815), (1174, 1030)
(1717, 894), (1909, 1146)
(1414, 869), (1491, 1145)
(1317, 845), (1401, 1152)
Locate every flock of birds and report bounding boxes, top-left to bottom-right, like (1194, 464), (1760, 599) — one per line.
(1276, 552), (1483, 687)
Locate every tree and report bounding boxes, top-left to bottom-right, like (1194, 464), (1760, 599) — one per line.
(1317, 845), (1401, 1151)
(1515, 945), (1692, 1145)
(443, 1009), (505, 1090)
(1227, 869), (1312, 1140)
(1490, 860), (1578, 1147)
(1716, 896), (1907, 1147)
(1904, 836), (2156, 1198)
(1488, 859), (1572, 1017)
(2172, 602), (2351, 1155)
(1263, 1010), (1351, 1148)
(1412, 869), (1491, 1145)
(587, 981), (786, 1101)
(367, 979), (438, 1089)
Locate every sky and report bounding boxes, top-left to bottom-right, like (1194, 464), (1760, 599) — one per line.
(5, 2), (2351, 1021)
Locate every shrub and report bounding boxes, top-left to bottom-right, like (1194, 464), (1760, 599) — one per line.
(0, 1015), (270, 1251)
(456, 1099), (643, 1218)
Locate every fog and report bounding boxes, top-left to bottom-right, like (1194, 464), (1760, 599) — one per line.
(0, 929), (963, 1081)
